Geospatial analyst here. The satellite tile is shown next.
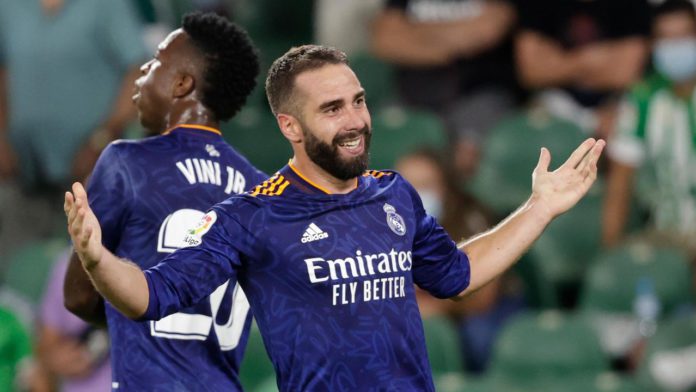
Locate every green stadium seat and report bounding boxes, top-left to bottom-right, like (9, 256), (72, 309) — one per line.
(512, 373), (643, 392)
(433, 372), (468, 392)
(468, 109), (587, 215)
(422, 315), (464, 375)
(231, 0), (313, 44)
(223, 107), (290, 175)
(579, 242), (692, 360)
(637, 316), (696, 392)
(239, 321), (276, 392)
(1, 238), (66, 305)
(229, 0), (313, 75)
(580, 241), (693, 315)
(525, 179), (604, 304)
(465, 371), (644, 392)
(370, 107), (447, 170)
(253, 375), (279, 392)
(489, 311), (608, 384)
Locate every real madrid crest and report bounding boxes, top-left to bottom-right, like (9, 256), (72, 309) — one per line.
(383, 203), (406, 236)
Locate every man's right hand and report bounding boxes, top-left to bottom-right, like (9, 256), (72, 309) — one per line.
(65, 182), (103, 270)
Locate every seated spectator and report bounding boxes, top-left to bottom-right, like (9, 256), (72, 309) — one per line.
(395, 149), (525, 373)
(0, 0), (146, 262)
(603, 0), (696, 255)
(515, 0), (651, 139)
(36, 249), (111, 392)
(371, 0), (519, 178)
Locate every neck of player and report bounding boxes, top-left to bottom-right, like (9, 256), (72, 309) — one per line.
(165, 100), (219, 132)
(290, 156), (358, 195)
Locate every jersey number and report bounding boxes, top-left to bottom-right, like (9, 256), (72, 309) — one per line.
(151, 209), (250, 350)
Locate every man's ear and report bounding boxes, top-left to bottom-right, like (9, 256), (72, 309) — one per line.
(276, 113), (303, 144)
(173, 73), (195, 98)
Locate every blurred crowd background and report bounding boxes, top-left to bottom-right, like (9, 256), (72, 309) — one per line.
(1, 0), (696, 391)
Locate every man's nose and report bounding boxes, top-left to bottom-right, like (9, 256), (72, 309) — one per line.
(346, 106), (368, 131)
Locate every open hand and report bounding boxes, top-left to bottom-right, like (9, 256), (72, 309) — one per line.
(64, 182), (103, 270)
(532, 138), (605, 219)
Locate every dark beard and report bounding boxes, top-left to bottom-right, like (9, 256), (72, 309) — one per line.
(303, 125), (371, 181)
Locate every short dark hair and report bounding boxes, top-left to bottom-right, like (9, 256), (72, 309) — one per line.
(653, 0), (696, 24)
(265, 45), (348, 116)
(182, 12), (259, 121)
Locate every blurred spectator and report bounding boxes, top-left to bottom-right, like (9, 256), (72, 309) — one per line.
(0, 0), (146, 263)
(395, 149), (525, 373)
(0, 305), (32, 391)
(132, 0), (234, 52)
(37, 249), (110, 391)
(371, 0), (518, 178)
(315, 0), (385, 55)
(515, 0), (651, 138)
(603, 0), (696, 255)
(638, 314), (696, 391)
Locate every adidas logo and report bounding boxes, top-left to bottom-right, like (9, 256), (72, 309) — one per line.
(301, 223), (329, 243)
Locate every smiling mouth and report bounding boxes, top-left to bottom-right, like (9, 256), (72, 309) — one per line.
(338, 137), (361, 149)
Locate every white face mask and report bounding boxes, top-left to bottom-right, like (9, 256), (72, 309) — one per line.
(418, 189), (443, 220)
(653, 37), (696, 82)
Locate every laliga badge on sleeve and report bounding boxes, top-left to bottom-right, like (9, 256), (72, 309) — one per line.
(384, 203), (406, 236)
(183, 210), (217, 247)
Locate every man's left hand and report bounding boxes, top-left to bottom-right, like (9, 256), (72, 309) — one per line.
(531, 138), (605, 220)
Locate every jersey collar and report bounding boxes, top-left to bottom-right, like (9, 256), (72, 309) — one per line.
(281, 162), (360, 195)
(163, 124), (222, 136)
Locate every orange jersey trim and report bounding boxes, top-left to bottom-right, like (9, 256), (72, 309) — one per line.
(163, 124), (222, 136)
(288, 163), (359, 194)
(362, 170), (392, 179)
(250, 174), (290, 197)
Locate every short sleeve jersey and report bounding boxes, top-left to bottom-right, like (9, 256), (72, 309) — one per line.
(609, 74), (696, 234)
(87, 125), (267, 391)
(143, 164), (470, 391)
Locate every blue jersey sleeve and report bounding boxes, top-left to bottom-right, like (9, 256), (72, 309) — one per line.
(87, 143), (133, 251)
(250, 168), (269, 188)
(141, 201), (257, 320)
(403, 178), (470, 298)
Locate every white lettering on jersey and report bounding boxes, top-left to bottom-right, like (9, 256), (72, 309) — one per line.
(306, 249), (413, 306)
(176, 158), (246, 194)
(153, 208), (250, 350)
(176, 159), (196, 185)
(224, 166), (246, 195)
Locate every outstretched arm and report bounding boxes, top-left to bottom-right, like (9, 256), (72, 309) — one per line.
(64, 182), (149, 319)
(454, 138), (605, 298)
(63, 251), (106, 326)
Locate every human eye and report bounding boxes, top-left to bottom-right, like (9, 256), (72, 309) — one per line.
(324, 105), (340, 114)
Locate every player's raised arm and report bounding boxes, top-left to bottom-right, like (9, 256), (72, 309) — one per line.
(453, 138), (605, 298)
(64, 182), (149, 319)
